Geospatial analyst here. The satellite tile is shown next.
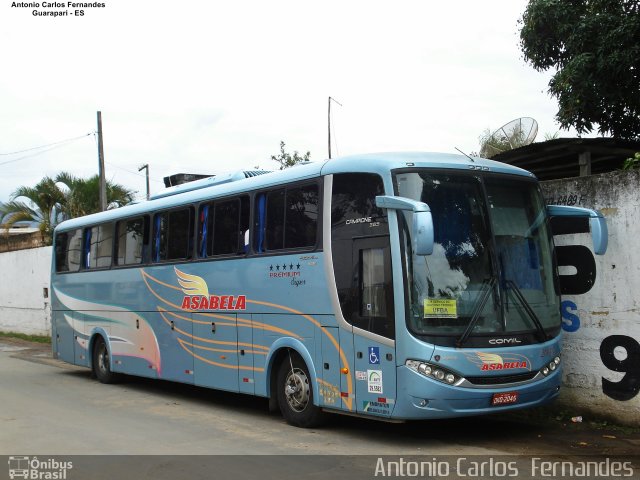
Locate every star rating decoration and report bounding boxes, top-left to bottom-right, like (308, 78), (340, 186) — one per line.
(268, 263), (303, 272)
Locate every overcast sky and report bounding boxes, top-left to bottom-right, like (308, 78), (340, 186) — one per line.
(0, 0), (586, 204)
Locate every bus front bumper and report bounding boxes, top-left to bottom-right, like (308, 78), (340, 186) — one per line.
(392, 365), (561, 420)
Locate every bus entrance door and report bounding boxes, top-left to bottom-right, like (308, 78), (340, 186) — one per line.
(353, 336), (396, 417)
(351, 236), (397, 417)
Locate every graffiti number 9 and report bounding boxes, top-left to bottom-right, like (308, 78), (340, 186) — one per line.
(599, 335), (640, 401)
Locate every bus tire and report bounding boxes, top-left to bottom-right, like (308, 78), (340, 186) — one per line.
(92, 336), (122, 384)
(276, 353), (325, 428)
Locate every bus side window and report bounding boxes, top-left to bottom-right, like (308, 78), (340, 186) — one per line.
(213, 198), (241, 255)
(153, 207), (194, 262)
(54, 232), (70, 272)
(199, 195), (249, 258)
(84, 223), (114, 269)
(67, 229), (83, 272)
(54, 228), (83, 273)
(116, 217), (147, 265)
(255, 184), (318, 253)
(266, 189), (285, 250)
(285, 184), (318, 249)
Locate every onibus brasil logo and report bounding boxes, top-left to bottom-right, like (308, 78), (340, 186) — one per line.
(8, 456), (73, 479)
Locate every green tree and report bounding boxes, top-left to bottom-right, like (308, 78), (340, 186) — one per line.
(519, 0), (640, 139)
(270, 141), (311, 170)
(0, 173), (136, 245)
(622, 152), (640, 170)
(0, 176), (66, 244)
(55, 172), (135, 218)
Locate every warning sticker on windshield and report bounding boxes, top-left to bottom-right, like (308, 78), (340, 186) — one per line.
(424, 299), (457, 318)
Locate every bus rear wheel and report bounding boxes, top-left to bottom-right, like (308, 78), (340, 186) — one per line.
(276, 353), (325, 428)
(92, 336), (122, 384)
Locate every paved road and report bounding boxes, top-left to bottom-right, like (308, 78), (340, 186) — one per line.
(1, 338), (638, 465)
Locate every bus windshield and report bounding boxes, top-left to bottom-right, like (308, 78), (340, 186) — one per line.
(395, 170), (560, 341)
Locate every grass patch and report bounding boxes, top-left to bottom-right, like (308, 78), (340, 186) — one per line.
(0, 331), (51, 344)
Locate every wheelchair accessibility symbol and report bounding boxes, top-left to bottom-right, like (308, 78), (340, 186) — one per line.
(368, 346), (380, 365)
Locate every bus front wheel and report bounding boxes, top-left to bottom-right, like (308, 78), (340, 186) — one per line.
(276, 353), (325, 428)
(92, 336), (122, 384)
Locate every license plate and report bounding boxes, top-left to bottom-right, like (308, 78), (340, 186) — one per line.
(491, 392), (518, 406)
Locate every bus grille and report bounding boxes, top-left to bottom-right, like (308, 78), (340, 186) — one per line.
(465, 371), (538, 385)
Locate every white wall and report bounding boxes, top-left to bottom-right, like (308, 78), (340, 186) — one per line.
(541, 169), (640, 426)
(0, 246), (52, 336)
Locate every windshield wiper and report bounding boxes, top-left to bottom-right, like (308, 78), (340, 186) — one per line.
(456, 277), (497, 348)
(505, 280), (550, 342)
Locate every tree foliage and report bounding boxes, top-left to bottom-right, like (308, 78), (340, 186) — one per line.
(519, 0), (640, 139)
(0, 176), (66, 244)
(0, 172), (135, 245)
(55, 172), (135, 218)
(622, 152), (640, 170)
(271, 141), (311, 170)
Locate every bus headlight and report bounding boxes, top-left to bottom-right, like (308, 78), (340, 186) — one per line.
(541, 355), (561, 376)
(406, 360), (461, 385)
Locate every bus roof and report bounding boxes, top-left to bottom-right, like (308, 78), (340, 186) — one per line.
(54, 152), (534, 233)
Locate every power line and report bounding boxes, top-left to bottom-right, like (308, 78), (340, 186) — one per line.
(105, 161), (163, 183)
(0, 133), (93, 156)
(0, 143), (73, 167)
(0, 133), (94, 168)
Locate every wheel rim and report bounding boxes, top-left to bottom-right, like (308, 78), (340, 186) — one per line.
(284, 367), (310, 412)
(97, 343), (109, 374)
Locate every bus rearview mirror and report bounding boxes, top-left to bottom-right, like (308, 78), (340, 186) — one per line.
(375, 195), (434, 256)
(546, 205), (608, 255)
(413, 211), (434, 255)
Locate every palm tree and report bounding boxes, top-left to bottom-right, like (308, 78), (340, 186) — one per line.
(0, 176), (66, 245)
(55, 172), (136, 218)
(1, 173), (136, 245)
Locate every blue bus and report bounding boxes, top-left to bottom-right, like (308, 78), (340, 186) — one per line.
(50, 152), (607, 427)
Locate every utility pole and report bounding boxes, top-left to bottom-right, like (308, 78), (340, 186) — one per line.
(328, 96), (342, 159)
(96, 111), (107, 212)
(138, 164), (150, 200)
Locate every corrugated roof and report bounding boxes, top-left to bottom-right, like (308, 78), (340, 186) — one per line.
(491, 138), (640, 180)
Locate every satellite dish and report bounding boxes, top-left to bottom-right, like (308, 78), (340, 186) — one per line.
(480, 117), (538, 158)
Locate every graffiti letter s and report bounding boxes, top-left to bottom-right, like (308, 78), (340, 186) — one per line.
(561, 300), (580, 332)
(600, 335), (640, 401)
